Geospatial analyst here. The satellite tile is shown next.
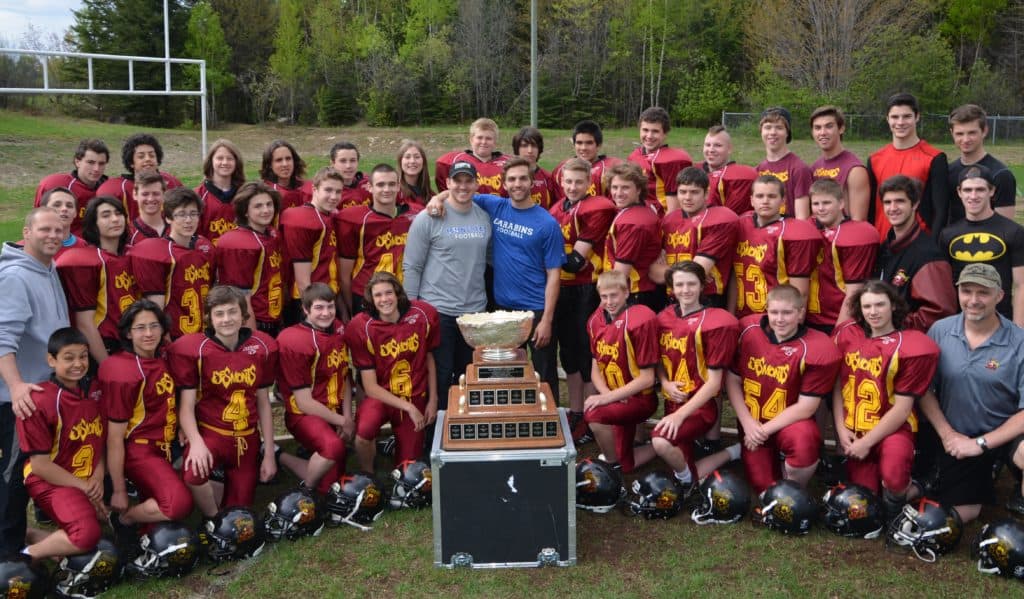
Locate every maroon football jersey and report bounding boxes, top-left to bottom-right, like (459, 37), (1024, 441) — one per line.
(345, 300), (440, 401)
(340, 175), (372, 210)
(57, 246), (138, 342)
(99, 351), (177, 445)
(128, 218), (164, 246)
(264, 180), (313, 212)
(697, 161), (759, 216)
(215, 226), (285, 325)
(734, 315), (841, 424)
(549, 195), (617, 286)
(277, 321), (349, 415)
(435, 150), (510, 194)
(35, 171), (105, 235)
(336, 203), (421, 298)
(661, 205), (739, 297)
(18, 380), (104, 481)
(167, 329), (278, 434)
(130, 236), (215, 339)
(553, 155), (624, 200)
(832, 321), (939, 435)
(628, 146), (692, 213)
(657, 305), (738, 411)
(97, 171), (183, 223)
(811, 149), (865, 190)
(603, 204), (662, 294)
(280, 204), (339, 298)
(733, 215), (823, 318)
(757, 153), (813, 217)
(529, 167), (558, 210)
(587, 304), (659, 399)
(196, 181), (238, 244)
(807, 219), (879, 328)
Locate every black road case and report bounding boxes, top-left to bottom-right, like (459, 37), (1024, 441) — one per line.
(430, 409), (577, 568)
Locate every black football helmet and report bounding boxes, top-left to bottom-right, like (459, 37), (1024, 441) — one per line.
(575, 458), (624, 514)
(756, 480), (816, 535)
(691, 470), (751, 525)
(326, 473), (385, 530)
(627, 471), (685, 519)
(127, 521), (200, 579)
(888, 498), (962, 562)
(265, 487), (326, 540)
(822, 483), (884, 539)
(973, 518), (1024, 579)
(55, 538), (123, 599)
(0, 553), (49, 598)
(202, 507), (267, 563)
(390, 460), (433, 509)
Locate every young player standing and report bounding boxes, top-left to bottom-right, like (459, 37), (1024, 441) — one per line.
(627, 107), (692, 214)
(130, 188), (215, 340)
(549, 158), (616, 441)
(435, 118), (510, 194)
(196, 139), (246, 244)
(728, 175), (822, 319)
(809, 106), (870, 218)
(865, 93), (950, 238)
(603, 162), (664, 312)
(552, 120), (623, 199)
(337, 164), (421, 318)
(215, 182), (285, 336)
(35, 139), (110, 236)
(127, 171), (167, 244)
(947, 104), (1018, 221)
(697, 125), (758, 216)
(512, 126), (558, 209)
(757, 107), (813, 219)
(330, 142), (373, 209)
(97, 133), (182, 222)
(261, 140), (312, 212)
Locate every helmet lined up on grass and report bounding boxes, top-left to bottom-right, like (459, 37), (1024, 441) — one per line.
(888, 498), (962, 562)
(627, 471), (685, 520)
(201, 507), (267, 563)
(822, 483), (884, 539)
(972, 518), (1024, 579)
(390, 460), (433, 510)
(326, 473), (385, 530)
(128, 521), (201, 579)
(691, 470), (751, 525)
(55, 538), (123, 599)
(575, 458), (624, 514)
(265, 487), (326, 540)
(755, 480), (816, 535)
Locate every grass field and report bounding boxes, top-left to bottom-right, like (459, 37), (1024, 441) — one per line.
(3, 109), (1024, 597)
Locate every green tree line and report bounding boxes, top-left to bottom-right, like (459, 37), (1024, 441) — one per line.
(10, 0), (1021, 128)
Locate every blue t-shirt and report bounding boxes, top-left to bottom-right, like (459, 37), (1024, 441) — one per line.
(475, 194), (565, 310)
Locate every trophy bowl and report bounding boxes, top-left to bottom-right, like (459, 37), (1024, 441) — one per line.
(456, 310), (534, 361)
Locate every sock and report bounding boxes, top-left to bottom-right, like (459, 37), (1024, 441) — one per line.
(674, 469), (692, 485)
(21, 547), (31, 557)
(726, 443), (741, 461)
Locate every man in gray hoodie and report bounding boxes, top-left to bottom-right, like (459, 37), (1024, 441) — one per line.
(0, 207), (70, 553)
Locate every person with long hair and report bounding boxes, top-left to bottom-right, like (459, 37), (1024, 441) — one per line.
(197, 139), (246, 243)
(396, 139), (432, 208)
(261, 140), (311, 211)
(57, 196), (136, 364)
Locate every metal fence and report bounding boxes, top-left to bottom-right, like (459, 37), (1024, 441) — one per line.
(0, 47), (208, 157)
(722, 112), (1024, 144)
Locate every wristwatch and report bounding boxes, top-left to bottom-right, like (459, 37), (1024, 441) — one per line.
(976, 436), (989, 451)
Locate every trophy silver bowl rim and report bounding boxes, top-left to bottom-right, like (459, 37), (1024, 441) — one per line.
(456, 310), (534, 361)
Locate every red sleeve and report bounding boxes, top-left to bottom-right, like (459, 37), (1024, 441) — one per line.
(336, 208), (362, 259)
(57, 250), (101, 311)
(696, 210), (739, 263)
(277, 329), (315, 391)
(631, 307), (660, 368)
(662, 151), (693, 196)
(129, 240), (171, 296)
(161, 172), (183, 189)
(702, 310), (739, 368)
(343, 315), (374, 370)
(905, 260), (957, 332)
(166, 336), (200, 389)
(799, 334), (841, 396)
(17, 390), (56, 455)
(98, 356), (140, 422)
(435, 152), (455, 192)
(836, 223), (879, 283)
(281, 210), (317, 263)
(780, 219), (823, 277)
(254, 333), (278, 389)
(613, 212), (660, 265)
(577, 200), (615, 244)
(891, 332), (939, 398)
(423, 303), (441, 351)
(830, 320), (863, 353)
(214, 233), (259, 290)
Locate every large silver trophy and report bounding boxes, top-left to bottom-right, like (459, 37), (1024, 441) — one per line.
(456, 310), (534, 363)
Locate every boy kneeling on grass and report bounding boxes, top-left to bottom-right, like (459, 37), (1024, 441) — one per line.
(18, 327), (106, 560)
